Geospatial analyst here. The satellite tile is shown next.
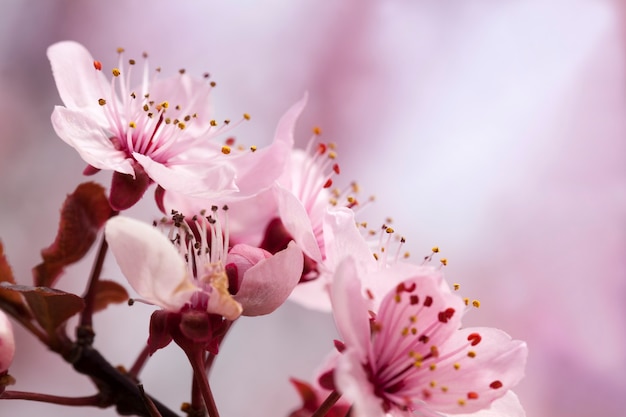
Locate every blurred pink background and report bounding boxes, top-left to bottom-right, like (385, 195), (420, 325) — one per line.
(1, 1), (625, 416)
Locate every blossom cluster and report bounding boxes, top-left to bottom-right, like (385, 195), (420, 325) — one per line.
(0, 41), (527, 417)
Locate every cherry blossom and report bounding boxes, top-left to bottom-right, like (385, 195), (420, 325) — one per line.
(330, 257), (527, 417)
(104, 212), (303, 321)
(48, 41), (297, 210)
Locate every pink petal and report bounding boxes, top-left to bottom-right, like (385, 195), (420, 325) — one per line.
(104, 216), (195, 311)
(0, 310), (15, 373)
(234, 241), (303, 316)
(447, 391), (526, 417)
(51, 106), (134, 175)
(335, 349), (386, 417)
(323, 208), (376, 276)
(47, 41), (110, 125)
(275, 184), (323, 262)
(133, 152), (238, 198)
(407, 327), (528, 414)
(229, 93), (308, 196)
(288, 275), (332, 311)
(330, 258), (372, 361)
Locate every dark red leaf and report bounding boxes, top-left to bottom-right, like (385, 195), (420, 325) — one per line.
(33, 182), (114, 287)
(92, 279), (129, 313)
(0, 283), (84, 335)
(0, 242), (32, 319)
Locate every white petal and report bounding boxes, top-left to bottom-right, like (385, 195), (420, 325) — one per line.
(105, 216), (195, 310)
(51, 106), (134, 175)
(134, 152), (238, 198)
(47, 41), (110, 125)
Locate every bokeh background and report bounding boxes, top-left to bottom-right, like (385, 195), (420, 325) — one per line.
(1, 0), (625, 416)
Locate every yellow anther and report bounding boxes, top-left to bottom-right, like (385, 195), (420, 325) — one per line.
(328, 151), (337, 159)
(373, 253), (379, 260)
(116, 47), (125, 53)
(250, 145), (257, 152)
(210, 81), (216, 87)
(210, 120), (217, 127)
(441, 386), (449, 393)
(329, 142), (337, 149)
(411, 328), (417, 335)
(453, 363), (461, 370)
(429, 364), (437, 371)
(165, 118), (171, 124)
(394, 294), (401, 303)
(431, 246), (439, 253)
(429, 381), (437, 387)
(313, 126), (322, 135)
(386, 227), (394, 234)
(221, 146), (231, 155)
(130, 92), (136, 99)
(98, 98), (106, 106)
(112, 68), (121, 77)
(453, 283), (460, 291)
(143, 104), (149, 112)
(129, 59), (136, 65)
(404, 252), (411, 258)
(472, 300), (481, 308)
(401, 327), (409, 336)
(129, 121), (136, 128)
(160, 101), (169, 109)
(414, 361), (423, 368)
(409, 315), (417, 323)
(177, 122), (186, 130)
(467, 351), (476, 358)
(440, 258), (448, 266)
(458, 399), (466, 406)
(464, 298), (470, 306)
(243, 113), (251, 120)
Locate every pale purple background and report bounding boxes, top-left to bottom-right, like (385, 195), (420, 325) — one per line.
(1, 1), (625, 416)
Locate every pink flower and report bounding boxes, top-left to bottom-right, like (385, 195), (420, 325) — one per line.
(104, 212), (303, 320)
(47, 41), (271, 210)
(330, 257), (527, 417)
(0, 310), (15, 374)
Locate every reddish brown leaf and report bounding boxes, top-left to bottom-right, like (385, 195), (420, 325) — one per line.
(33, 182), (115, 287)
(1, 283), (84, 335)
(92, 279), (129, 313)
(0, 242), (32, 319)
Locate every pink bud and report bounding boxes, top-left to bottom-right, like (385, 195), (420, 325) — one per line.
(0, 310), (15, 373)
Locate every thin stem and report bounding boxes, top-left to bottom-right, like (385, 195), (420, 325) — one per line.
(0, 390), (102, 407)
(128, 344), (152, 380)
(311, 390), (342, 417)
(80, 236), (109, 330)
(205, 320), (233, 375)
(186, 348), (220, 417)
(138, 384), (163, 417)
(190, 366), (205, 416)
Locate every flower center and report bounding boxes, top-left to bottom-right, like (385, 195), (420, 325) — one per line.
(92, 48), (247, 165)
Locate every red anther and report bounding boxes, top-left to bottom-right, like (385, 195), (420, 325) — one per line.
(397, 282), (416, 293)
(225, 137), (236, 146)
(489, 380), (503, 389)
(93, 60), (102, 70)
(467, 333), (482, 346)
(347, 199), (359, 209)
(333, 163), (340, 174)
(323, 179), (333, 189)
(445, 308), (455, 319)
(365, 288), (374, 300)
(410, 295), (419, 305)
(424, 296), (433, 307)
(467, 392), (479, 400)
(317, 143), (327, 154)
(333, 339), (346, 353)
